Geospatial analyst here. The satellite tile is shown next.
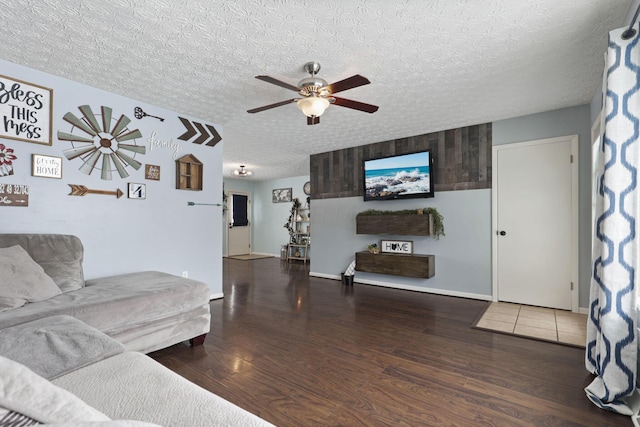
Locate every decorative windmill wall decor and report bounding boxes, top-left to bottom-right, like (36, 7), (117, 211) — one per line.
(58, 105), (145, 180)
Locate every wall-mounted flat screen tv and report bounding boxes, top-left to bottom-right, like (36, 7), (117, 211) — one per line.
(363, 150), (434, 201)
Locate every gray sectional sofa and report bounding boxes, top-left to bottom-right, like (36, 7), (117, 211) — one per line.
(0, 233), (274, 426)
(0, 315), (272, 426)
(0, 233), (210, 353)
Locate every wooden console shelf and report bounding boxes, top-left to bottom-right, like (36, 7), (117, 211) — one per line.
(355, 251), (435, 278)
(356, 214), (433, 236)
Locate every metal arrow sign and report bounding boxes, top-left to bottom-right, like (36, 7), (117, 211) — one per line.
(68, 184), (123, 198)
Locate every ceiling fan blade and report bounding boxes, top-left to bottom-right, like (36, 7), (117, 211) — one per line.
(255, 76), (300, 92)
(247, 99), (298, 113)
(307, 116), (320, 125)
(324, 75), (370, 94)
(332, 97), (379, 113)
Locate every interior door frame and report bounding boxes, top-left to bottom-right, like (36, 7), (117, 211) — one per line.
(225, 190), (252, 257)
(491, 135), (579, 312)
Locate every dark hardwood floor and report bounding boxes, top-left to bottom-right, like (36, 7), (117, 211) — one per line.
(149, 258), (629, 426)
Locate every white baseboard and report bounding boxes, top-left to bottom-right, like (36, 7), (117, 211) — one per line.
(308, 272), (492, 301)
(309, 272), (341, 280)
(210, 293), (223, 300)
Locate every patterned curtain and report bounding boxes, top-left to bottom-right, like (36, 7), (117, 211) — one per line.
(586, 25), (640, 416)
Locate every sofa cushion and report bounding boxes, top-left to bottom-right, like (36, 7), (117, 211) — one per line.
(0, 245), (61, 312)
(0, 315), (124, 380)
(0, 234), (85, 293)
(0, 272), (210, 344)
(52, 352), (274, 427)
(0, 355), (110, 424)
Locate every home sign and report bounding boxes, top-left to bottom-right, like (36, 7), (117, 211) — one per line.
(380, 239), (413, 255)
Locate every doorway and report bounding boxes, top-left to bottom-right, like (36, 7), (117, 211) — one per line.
(492, 135), (579, 311)
(227, 191), (251, 256)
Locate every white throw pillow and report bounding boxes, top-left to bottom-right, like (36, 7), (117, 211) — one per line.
(0, 355), (110, 424)
(0, 245), (61, 312)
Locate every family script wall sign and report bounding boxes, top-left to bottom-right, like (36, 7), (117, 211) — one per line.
(0, 75), (53, 146)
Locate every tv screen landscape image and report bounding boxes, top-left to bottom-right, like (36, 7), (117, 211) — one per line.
(363, 151), (434, 201)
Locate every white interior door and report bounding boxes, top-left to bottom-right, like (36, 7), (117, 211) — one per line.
(227, 192), (251, 256)
(492, 135), (578, 310)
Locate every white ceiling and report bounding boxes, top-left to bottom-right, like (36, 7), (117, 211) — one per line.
(0, 0), (633, 180)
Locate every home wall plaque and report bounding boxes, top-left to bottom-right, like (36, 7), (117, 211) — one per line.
(380, 239), (413, 254)
(32, 154), (62, 178)
(0, 75), (53, 146)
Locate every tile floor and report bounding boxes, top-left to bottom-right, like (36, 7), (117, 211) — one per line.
(475, 302), (587, 347)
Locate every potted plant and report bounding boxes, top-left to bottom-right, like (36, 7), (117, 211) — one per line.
(367, 243), (379, 254)
(283, 198), (302, 243)
(423, 207), (445, 240)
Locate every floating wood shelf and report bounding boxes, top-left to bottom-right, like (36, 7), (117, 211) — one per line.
(355, 251), (435, 278)
(356, 214), (433, 236)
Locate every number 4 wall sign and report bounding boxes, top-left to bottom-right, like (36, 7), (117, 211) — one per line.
(0, 74), (53, 145)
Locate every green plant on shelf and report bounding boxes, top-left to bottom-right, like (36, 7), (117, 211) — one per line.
(283, 198), (302, 243)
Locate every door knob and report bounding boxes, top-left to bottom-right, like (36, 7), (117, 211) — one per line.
(499, 230), (506, 236)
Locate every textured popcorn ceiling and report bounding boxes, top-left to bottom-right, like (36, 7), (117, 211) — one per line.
(0, 0), (632, 180)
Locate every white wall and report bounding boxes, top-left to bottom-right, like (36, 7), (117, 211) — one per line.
(0, 60), (223, 296)
(309, 104), (591, 304)
(223, 175), (309, 256)
(253, 176), (310, 255)
(310, 191), (492, 299)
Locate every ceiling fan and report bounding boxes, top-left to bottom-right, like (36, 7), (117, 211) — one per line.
(247, 61), (378, 125)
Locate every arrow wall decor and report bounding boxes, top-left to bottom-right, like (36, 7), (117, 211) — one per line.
(68, 184), (123, 198)
(177, 117), (221, 147)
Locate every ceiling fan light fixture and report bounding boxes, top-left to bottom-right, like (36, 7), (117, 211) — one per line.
(233, 165), (253, 177)
(297, 96), (330, 118)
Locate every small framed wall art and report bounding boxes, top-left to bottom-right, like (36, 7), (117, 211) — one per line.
(127, 182), (146, 200)
(0, 183), (29, 207)
(380, 239), (413, 255)
(0, 74), (53, 145)
(32, 154), (62, 178)
(145, 164), (160, 180)
(272, 187), (292, 203)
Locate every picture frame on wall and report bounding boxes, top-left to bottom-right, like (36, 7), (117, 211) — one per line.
(272, 187), (292, 203)
(31, 154), (62, 178)
(380, 239), (413, 255)
(0, 74), (53, 146)
(145, 164), (160, 180)
(127, 182), (146, 200)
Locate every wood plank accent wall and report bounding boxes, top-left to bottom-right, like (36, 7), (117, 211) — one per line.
(310, 123), (492, 199)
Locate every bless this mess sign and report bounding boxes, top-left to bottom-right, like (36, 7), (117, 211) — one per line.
(0, 74), (53, 146)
